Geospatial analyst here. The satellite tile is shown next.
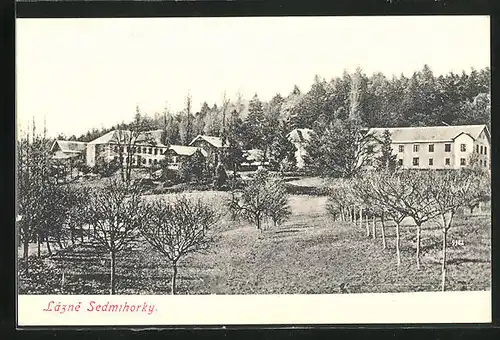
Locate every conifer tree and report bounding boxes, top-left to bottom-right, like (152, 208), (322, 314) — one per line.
(376, 129), (397, 171)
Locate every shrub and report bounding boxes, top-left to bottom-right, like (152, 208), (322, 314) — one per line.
(229, 170), (291, 231)
(77, 164), (92, 175)
(284, 183), (331, 196)
(178, 153), (207, 183)
(161, 167), (181, 185)
(94, 157), (120, 177)
(139, 195), (220, 294)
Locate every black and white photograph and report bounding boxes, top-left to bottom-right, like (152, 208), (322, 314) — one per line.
(16, 16), (491, 325)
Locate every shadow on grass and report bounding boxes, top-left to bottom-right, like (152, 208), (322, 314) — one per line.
(448, 257), (490, 265)
(420, 240), (443, 253)
(273, 229), (303, 235)
(52, 255), (105, 263)
(71, 272), (110, 282)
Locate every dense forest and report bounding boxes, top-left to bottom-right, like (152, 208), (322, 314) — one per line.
(68, 65), (490, 149)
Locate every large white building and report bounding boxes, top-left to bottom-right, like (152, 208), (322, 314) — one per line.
(366, 124), (490, 170)
(86, 129), (167, 168)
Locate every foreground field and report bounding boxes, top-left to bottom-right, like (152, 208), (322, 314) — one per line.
(18, 192), (490, 295)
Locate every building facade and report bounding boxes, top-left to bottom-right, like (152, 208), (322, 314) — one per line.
(164, 145), (208, 169)
(366, 124), (490, 170)
(51, 140), (87, 160)
(86, 129), (168, 168)
(189, 135), (226, 167)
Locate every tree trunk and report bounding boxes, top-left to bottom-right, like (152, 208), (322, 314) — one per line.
(395, 222), (401, 266)
(37, 233), (41, 258)
(70, 221), (75, 246)
(23, 239), (29, 276)
(360, 207), (363, 228)
(478, 201), (482, 214)
(171, 263), (178, 295)
(80, 225), (84, 243)
(57, 237), (64, 250)
(381, 215), (386, 250)
(372, 216), (376, 239)
(46, 236), (52, 256)
(365, 214), (370, 237)
(416, 224), (421, 269)
(110, 250), (116, 295)
(120, 155), (125, 183)
(441, 229), (447, 292)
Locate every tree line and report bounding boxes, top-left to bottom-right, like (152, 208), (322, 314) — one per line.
(64, 65), (489, 169)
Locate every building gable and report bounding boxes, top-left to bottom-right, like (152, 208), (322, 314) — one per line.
(189, 135), (225, 148)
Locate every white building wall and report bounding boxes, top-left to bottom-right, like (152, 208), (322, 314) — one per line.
(86, 144), (96, 167)
(366, 126), (490, 171)
(472, 130), (491, 169)
(453, 134), (475, 168)
(392, 141), (455, 169)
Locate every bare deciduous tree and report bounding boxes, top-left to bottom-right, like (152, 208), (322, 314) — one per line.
(366, 170), (409, 266)
(17, 120), (56, 275)
(140, 195), (220, 295)
(326, 179), (357, 223)
(114, 116), (155, 187)
(396, 171), (439, 269)
(427, 169), (477, 291)
(264, 176), (291, 227)
(464, 168), (491, 214)
(87, 180), (146, 294)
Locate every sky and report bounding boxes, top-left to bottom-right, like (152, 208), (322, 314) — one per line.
(16, 16), (490, 138)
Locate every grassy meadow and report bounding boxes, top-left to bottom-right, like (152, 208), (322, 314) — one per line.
(18, 190), (491, 295)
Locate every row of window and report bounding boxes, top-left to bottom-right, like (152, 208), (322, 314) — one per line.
(398, 143), (488, 154)
(401, 157), (488, 167)
(113, 145), (167, 156)
(476, 144), (488, 155)
(115, 156), (160, 166)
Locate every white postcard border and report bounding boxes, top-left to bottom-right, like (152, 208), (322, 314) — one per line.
(18, 291), (491, 326)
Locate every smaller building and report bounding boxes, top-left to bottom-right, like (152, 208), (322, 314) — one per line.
(164, 145), (208, 169)
(50, 140), (88, 180)
(50, 140), (87, 160)
(241, 149), (270, 170)
(287, 128), (313, 169)
(189, 135), (227, 167)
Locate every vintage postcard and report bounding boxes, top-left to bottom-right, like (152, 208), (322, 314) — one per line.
(16, 16), (491, 326)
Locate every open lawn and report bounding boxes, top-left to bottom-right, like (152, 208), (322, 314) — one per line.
(18, 191), (490, 295)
